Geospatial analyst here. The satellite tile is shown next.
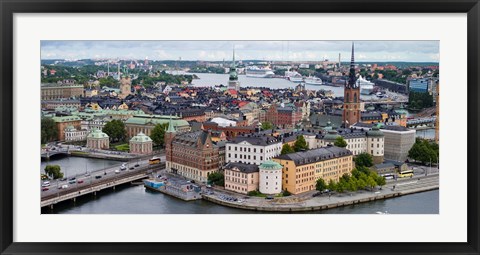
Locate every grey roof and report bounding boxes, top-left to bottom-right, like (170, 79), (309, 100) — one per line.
(374, 162), (395, 169)
(274, 146), (352, 166)
(310, 114), (343, 128)
(230, 134), (281, 146)
(224, 162), (259, 173)
(174, 131), (210, 146)
(382, 125), (411, 132)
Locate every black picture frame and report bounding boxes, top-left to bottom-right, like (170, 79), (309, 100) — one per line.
(1, 0), (479, 254)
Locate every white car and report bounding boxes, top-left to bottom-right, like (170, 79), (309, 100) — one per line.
(115, 170), (120, 174)
(41, 181), (50, 187)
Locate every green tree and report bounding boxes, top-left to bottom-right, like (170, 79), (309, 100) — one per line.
(376, 175), (386, 187)
(150, 123), (169, 147)
(207, 172), (224, 187)
(366, 176), (377, 190)
(347, 176), (359, 192)
(41, 117), (58, 144)
(336, 179), (347, 193)
(315, 178), (327, 192)
(408, 138), (439, 164)
(293, 135), (309, 152)
(261, 121), (274, 130)
(44, 165), (64, 179)
(102, 120), (126, 143)
(281, 144), (295, 155)
(334, 136), (348, 148)
(355, 153), (374, 168)
(327, 179), (337, 191)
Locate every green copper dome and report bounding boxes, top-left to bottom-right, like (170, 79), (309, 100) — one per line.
(229, 69), (238, 81)
(367, 126), (384, 137)
(259, 160), (283, 170)
(87, 129), (109, 139)
(323, 130), (341, 141)
(130, 132), (152, 143)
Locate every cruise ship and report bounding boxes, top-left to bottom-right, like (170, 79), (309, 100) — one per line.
(304, 76), (323, 85)
(285, 70), (304, 82)
(356, 75), (375, 95)
(245, 66), (275, 78)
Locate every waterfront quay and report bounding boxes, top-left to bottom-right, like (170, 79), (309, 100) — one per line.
(202, 174), (439, 212)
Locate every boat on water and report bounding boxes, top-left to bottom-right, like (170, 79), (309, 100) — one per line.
(356, 75), (375, 95)
(285, 70), (304, 82)
(143, 179), (165, 191)
(304, 76), (323, 85)
(245, 66), (275, 78)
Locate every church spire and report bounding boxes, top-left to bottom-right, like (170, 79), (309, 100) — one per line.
(348, 42), (357, 88)
(232, 47), (236, 68)
(166, 115), (176, 133)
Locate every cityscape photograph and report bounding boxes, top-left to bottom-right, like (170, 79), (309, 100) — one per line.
(40, 40), (439, 214)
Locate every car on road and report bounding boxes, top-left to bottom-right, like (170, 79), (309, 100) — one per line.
(115, 170), (120, 174)
(41, 181), (50, 187)
(77, 180), (84, 184)
(95, 175), (102, 179)
(84, 173), (90, 177)
(134, 164), (140, 167)
(69, 177), (76, 181)
(265, 196), (274, 200)
(206, 185), (212, 188)
(41, 187), (49, 191)
(68, 180), (76, 184)
(60, 178), (67, 181)
(129, 167), (134, 170)
(59, 184), (68, 189)
(120, 164), (127, 170)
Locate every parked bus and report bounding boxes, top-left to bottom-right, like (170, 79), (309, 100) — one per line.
(398, 170), (414, 178)
(149, 157), (161, 165)
(381, 173), (396, 180)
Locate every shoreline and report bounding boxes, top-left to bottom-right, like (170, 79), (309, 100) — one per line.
(201, 175), (439, 212)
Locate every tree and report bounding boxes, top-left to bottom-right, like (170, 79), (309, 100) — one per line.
(408, 138), (439, 164)
(261, 121), (274, 130)
(336, 179), (347, 193)
(150, 123), (169, 147)
(376, 175), (386, 187)
(294, 135), (309, 152)
(327, 179), (337, 191)
(355, 153), (374, 168)
(207, 172), (224, 186)
(316, 178), (327, 192)
(334, 136), (348, 148)
(347, 176), (359, 192)
(366, 176), (377, 190)
(281, 144), (295, 155)
(102, 120), (126, 143)
(41, 117), (58, 144)
(44, 165), (64, 179)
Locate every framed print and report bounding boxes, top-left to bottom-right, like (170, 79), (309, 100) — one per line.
(1, 0), (479, 254)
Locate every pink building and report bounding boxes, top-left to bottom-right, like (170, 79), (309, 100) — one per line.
(129, 132), (153, 154)
(224, 162), (259, 194)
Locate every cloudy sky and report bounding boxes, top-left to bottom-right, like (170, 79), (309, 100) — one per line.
(41, 41), (439, 62)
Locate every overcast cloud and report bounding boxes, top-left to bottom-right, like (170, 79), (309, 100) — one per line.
(41, 41), (439, 62)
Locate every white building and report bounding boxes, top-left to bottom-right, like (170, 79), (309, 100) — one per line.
(64, 125), (88, 142)
(210, 117), (237, 127)
(259, 160), (283, 195)
(226, 134), (282, 165)
(318, 123), (385, 164)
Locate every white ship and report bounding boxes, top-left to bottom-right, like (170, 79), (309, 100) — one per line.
(285, 71), (304, 82)
(304, 76), (323, 85)
(356, 75), (375, 95)
(245, 66), (275, 78)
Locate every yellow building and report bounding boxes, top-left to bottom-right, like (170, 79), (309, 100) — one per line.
(273, 146), (353, 195)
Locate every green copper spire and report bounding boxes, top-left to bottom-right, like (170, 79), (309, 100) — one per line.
(167, 115), (176, 133)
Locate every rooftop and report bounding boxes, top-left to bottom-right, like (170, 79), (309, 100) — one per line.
(274, 146), (352, 166)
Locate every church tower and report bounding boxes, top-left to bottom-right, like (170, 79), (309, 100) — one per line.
(342, 42), (361, 127)
(165, 116), (177, 173)
(119, 65), (132, 99)
(228, 48), (240, 91)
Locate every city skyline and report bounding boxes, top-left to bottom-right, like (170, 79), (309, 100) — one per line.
(41, 40), (439, 62)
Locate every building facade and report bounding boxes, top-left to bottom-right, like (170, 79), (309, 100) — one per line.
(64, 125), (88, 142)
(273, 146), (353, 195)
(165, 120), (223, 183)
(125, 114), (190, 138)
(86, 129), (110, 149)
(129, 132), (153, 154)
(259, 160), (283, 195)
(226, 134), (282, 165)
(224, 162), (259, 194)
(381, 126), (416, 162)
(41, 83), (84, 100)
